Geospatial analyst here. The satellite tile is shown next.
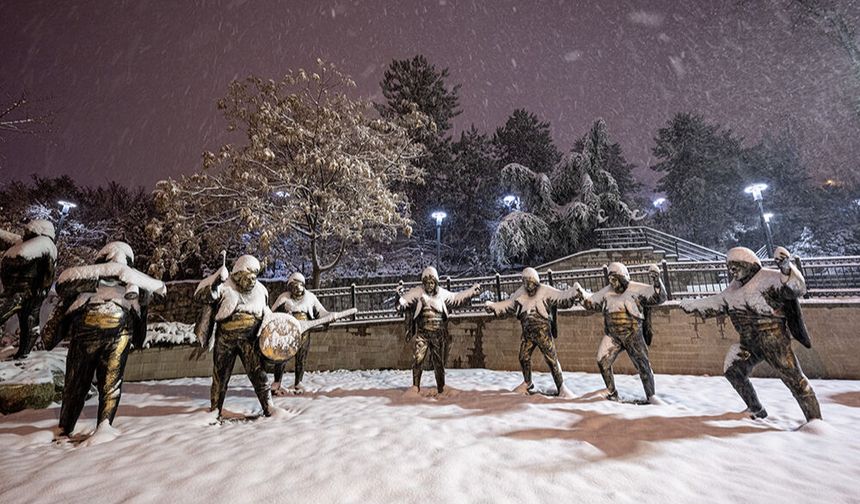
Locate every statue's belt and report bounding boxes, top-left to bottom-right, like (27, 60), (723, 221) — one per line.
(220, 312), (261, 332)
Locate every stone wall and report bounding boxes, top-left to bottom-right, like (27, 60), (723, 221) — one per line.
(125, 299), (860, 381)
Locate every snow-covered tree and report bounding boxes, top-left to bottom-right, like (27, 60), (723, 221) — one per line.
(0, 89), (54, 142)
(491, 119), (645, 266)
(492, 109), (563, 174)
(149, 61), (427, 286)
(572, 121), (641, 201)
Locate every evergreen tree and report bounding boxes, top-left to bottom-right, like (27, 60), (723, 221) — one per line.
(572, 120), (641, 200)
(441, 126), (500, 266)
(377, 55), (464, 261)
(492, 109), (563, 174)
(491, 120), (644, 266)
(377, 54), (461, 144)
(651, 112), (747, 248)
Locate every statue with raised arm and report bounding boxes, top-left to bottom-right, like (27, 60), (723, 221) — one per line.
(0, 220), (57, 359)
(485, 267), (577, 397)
(194, 254), (278, 421)
(43, 241), (165, 440)
(680, 247), (821, 422)
(397, 266), (480, 395)
(269, 272), (329, 395)
(574, 263), (666, 403)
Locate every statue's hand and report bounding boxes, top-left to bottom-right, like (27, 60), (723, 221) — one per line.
(572, 282), (584, 301)
(774, 246), (791, 275)
(470, 283), (481, 297)
(679, 299), (696, 314)
(217, 265), (229, 283)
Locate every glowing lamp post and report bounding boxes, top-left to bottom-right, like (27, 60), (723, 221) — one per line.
(744, 183), (773, 257)
(502, 194), (520, 212)
(431, 211), (447, 267)
(56, 200), (77, 238)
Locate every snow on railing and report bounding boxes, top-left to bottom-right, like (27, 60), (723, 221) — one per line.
(308, 255), (860, 322)
(596, 226), (726, 261)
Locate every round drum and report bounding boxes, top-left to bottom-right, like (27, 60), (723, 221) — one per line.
(258, 312), (304, 363)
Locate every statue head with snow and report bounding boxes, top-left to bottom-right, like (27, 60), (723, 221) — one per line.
(725, 247), (762, 284)
(230, 255), (260, 294)
(421, 266), (440, 295)
(606, 262), (631, 293)
(287, 272), (306, 298)
(22, 219), (56, 242)
(95, 241), (134, 265)
(521, 267), (541, 296)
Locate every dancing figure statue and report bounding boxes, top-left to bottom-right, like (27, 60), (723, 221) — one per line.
(574, 263), (666, 403)
(486, 267), (577, 397)
(0, 220), (57, 359)
(44, 241), (165, 439)
(397, 266), (480, 394)
(681, 247), (821, 421)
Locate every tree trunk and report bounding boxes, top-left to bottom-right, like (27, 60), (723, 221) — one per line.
(311, 264), (322, 289)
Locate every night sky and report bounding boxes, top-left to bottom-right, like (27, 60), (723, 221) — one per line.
(1, 0), (858, 191)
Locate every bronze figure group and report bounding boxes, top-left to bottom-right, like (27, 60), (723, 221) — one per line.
(0, 217), (825, 441)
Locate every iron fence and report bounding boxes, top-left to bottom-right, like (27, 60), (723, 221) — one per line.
(310, 255), (860, 322)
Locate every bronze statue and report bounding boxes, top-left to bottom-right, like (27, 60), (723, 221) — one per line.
(0, 220), (57, 359)
(269, 272), (329, 395)
(681, 246), (821, 421)
(43, 241), (165, 439)
(398, 266), (480, 394)
(195, 254), (279, 421)
(574, 263), (666, 403)
(486, 267), (577, 397)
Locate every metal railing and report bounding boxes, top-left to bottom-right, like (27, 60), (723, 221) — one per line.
(596, 226), (726, 261)
(311, 255), (860, 322)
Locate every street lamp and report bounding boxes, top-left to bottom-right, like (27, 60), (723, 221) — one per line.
(56, 200), (77, 238)
(744, 183), (773, 257)
(431, 211), (447, 267)
(652, 197), (667, 213)
(502, 194), (520, 212)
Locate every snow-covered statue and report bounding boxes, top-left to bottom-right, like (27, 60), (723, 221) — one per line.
(43, 241), (166, 439)
(397, 266), (480, 394)
(0, 219), (57, 359)
(194, 254), (277, 420)
(573, 263), (666, 403)
(268, 272), (329, 395)
(485, 267), (577, 397)
(680, 247), (821, 421)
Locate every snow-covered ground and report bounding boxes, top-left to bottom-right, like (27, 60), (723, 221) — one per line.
(1, 369), (859, 504)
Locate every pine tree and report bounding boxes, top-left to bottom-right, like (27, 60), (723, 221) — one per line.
(492, 109), (563, 174)
(572, 120), (641, 200)
(376, 55), (464, 262)
(651, 112), (747, 248)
